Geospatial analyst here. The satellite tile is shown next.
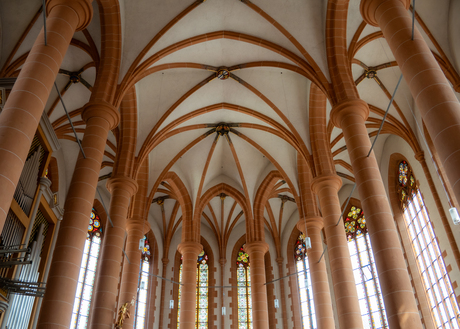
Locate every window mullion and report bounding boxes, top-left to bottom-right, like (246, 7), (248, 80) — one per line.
(303, 258), (314, 329)
(355, 238), (374, 329)
(365, 234), (387, 327)
(75, 239), (92, 328)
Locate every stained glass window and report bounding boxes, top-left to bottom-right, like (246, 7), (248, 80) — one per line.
(397, 160), (460, 328)
(237, 245), (252, 329)
(294, 234), (316, 329)
(177, 250), (209, 329)
(134, 236), (151, 329)
(345, 205), (388, 329)
(70, 208), (102, 329)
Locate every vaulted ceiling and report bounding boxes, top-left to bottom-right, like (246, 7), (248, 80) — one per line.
(2, 0), (459, 249)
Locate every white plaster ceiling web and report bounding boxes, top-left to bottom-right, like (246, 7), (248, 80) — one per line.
(160, 76), (283, 132)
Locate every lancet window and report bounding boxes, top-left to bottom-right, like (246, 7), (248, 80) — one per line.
(177, 250), (209, 329)
(344, 204), (388, 328)
(237, 245), (252, 329)
(70, 208), (102, 329)
(294, 233), (316, 329)
(134, 236), (151, 329)
(397, 160), (460, 328)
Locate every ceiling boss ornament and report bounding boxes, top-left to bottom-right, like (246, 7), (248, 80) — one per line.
(216, 68), (230, 80)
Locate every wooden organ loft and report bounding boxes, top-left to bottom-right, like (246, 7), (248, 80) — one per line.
(0, 87), (63, 329)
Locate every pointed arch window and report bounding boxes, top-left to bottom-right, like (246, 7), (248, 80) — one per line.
(397, 160), (460, 328)
(134, 236), (151, 329)
(177, 250), (209, 329)
(237, 245), (252, 329)
(294, 233), (316, 329)
(344, 205), (388, 328)
(70, 208), (102, 329)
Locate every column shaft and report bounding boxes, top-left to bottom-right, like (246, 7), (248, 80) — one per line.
(90, 177), (137, 329)
(361, 0), (460, 205)
(331, 99), (423, 328)
(117, 220), (145, 329)
(177, 242), (202, 329)
(297, 219), (335, 329)
(0, 1), (90, 229)
(38, 103), (119, 328)
(245, 242), (269, 329)
(312, 178), (363, 329)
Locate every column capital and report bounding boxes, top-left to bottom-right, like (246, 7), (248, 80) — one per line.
(47, 0), (94, 31)
(330, 98), (369, 128)
(39, 177), (52, 190)
(296, 217), (324, 233)
(275, 257), (284, 266)
(82, 101), (120, 130)
(414, 151), (425, 162)
(311, 174), (342, 194)
(125, 219), (145, 233)
(161, 257), (169, 265)
(177, 241), (202, 256)
(244, 241), (269, 255)
(219, 258), (227, 266)
(106, 175), (138, 197)
(360, 0), (409, 27)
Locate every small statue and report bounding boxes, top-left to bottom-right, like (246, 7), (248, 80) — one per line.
(115, 297), (135, 328)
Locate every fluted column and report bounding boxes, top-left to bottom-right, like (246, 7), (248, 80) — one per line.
(0, 0), (92, 231)
(37, 102), (120, 329)
(361, 0), (460, 206)
(117, 220), (146, 329)
(90, 176), (138, 328)
(244, 242), (269, 329)
(177, 241), (202, 329)
(330, 99), (422, 329)
(311, 176), (363, 329)
(296, 218), (335, 329)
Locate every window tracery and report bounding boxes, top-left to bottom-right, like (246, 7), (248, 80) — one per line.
(70, 208), (102, 329)
(237, 245), (252, 329)
(134, 236), (151, 329)
(397, 160), (460, 328)
(294, 233), (316, 329)
(344, 204), (388, 328)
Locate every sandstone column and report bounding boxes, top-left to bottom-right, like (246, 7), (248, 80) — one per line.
(177, 241), (202, 329)
(116, 220), (146, 329)
(37, 102), (120, 328)
(90, 176), (138, 328)
(311, 176), (363, 329)
(361, 0), (460, 205)
(330, 99), (422, 328)
(0, 0), (92, 230)
(297, 218), (335, 329)
(245, 241), (269, 329)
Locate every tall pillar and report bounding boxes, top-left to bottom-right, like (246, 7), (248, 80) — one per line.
(296, 218), (335, 329)
(244, 242), (269, 329)
(117, 220), (146, 329)
(275, 257), (287, 329)
(177, 241), (202, 329)
(158, 257), (169, 329)
(0, 0), (92, 230)
(219, 258), (226, 328)
(37, 102), (120, 329)
(90, 176), (138, 328)
(330, 99), (423, 329)
(361, 0), (460, 205)
(311, 176), (363, 329)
